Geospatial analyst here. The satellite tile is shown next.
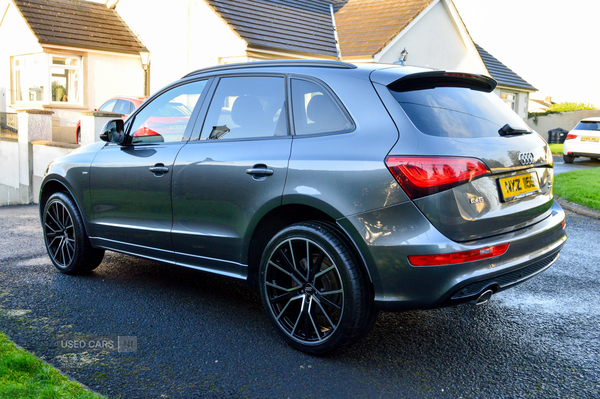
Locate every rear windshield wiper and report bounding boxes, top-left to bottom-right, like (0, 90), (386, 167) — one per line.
(498, 124), (531, 136)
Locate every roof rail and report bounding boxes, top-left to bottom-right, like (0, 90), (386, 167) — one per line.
(183, 60), (357, 78)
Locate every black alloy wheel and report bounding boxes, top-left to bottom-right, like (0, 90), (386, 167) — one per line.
(259, 222), (374, 354)
(43, 192), (104, 274)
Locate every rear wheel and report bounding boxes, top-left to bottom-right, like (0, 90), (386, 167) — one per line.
(43, 192), (104, 274)
(563, 154), (575, 163)
(259, 222), (374, 354)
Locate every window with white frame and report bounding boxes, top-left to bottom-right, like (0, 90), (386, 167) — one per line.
(13, 54), (46, 103)
(13, 53), (83, 106)
(501, 92), (517, 111)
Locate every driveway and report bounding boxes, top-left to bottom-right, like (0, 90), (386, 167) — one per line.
(0, 204), (598, 398)
(553, 155), (600, 175)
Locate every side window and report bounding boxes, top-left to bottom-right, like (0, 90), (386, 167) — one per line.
(200, 76), (286, 140)
(114, 100), (132, 114)
(129, 80), (207, 144)
(98, 99), (117, 112)
(291, 79), (352, 135)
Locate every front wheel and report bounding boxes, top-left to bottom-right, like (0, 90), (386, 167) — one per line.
(259, 222), (374, 354)
(43, 192), (104, 274)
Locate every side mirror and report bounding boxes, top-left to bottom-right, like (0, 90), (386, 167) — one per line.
(99, 119), (126, 144)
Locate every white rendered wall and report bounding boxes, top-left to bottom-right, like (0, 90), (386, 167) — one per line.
(0, 2), (44, 113)
(0, 139), (19, 189)
(115, 0), (247, 94)
(375, 1), (486, 74)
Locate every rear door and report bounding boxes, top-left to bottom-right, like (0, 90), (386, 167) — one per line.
(171, 75), (291, 277)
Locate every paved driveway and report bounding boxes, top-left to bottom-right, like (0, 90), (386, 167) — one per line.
(553, 155), (600, 175)
(0, 204), (598, 398)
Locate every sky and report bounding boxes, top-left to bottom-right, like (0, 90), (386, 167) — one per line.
(452, 0), (600, 106)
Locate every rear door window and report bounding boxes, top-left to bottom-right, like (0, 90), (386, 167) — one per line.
(390, 87), (530, 138)
(114, 100), (132, 114)
(200, 76), (287, 140)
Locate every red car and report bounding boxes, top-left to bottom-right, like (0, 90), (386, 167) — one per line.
(77, 96), (147, 143)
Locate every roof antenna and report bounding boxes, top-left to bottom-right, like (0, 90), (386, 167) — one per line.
(394, 49), (408, 66)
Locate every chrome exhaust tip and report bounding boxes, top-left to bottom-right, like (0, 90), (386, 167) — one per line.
(473, 289), (493, 306)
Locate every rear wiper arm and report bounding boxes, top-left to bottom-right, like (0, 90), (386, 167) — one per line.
(498, 124), (531, 136)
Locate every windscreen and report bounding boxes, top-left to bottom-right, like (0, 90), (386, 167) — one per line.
(390, 87), (531, 138)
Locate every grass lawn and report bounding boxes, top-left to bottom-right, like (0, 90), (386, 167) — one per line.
(549, 143), (563, 155)
(554, 167), (600, 211)
(0, 332), (102, 398)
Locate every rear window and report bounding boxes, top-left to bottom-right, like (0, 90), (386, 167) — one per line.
(573, 121), (600, 131)
(390, 87), (530, 138)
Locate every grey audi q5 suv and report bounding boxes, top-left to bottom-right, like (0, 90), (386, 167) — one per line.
(40, 60), (567, 354)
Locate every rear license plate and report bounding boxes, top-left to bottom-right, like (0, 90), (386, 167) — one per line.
(580, 136), (599, 142)
(498, 172), (540, 202)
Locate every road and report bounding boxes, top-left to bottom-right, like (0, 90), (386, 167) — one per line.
(0, 203), (598, 399)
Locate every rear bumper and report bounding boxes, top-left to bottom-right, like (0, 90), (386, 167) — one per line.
(340, 199), (567, 312)
(564, 151), (599, 158)
(564, 140), (600, 158)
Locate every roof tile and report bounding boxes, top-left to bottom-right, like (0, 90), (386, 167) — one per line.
(333, 0), (434, 57)
(475, 44), (536, 91)
(13, 0), (147, 54)
(205, 0), (339, 57)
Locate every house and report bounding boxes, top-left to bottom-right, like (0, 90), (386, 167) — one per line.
(1, 0), (537, 142)
(475, 43), (536, 119)
(0, 0), (148, 142)
(114, 0), (536, 119)
(529, 96), (554, 113)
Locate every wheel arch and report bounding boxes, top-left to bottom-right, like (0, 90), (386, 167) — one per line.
(244, 203), (374, 291)
(39, 177), (91, 235)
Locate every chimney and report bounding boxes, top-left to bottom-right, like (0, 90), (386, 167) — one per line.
(544, 96), (552, 105)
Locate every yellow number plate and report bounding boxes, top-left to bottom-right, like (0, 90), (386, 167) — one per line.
(581, 136), (599, 142)
(498, 172), (540, 202)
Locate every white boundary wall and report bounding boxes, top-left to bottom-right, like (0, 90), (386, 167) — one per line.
(527, 109), (600, 141)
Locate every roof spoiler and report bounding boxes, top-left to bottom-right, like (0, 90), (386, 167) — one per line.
(388, 71), (497, 93)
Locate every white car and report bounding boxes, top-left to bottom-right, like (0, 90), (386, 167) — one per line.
(563, 117), (600, 163)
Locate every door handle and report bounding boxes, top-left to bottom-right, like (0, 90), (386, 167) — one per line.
(149, 164), (169, 175)
(246, 168), (274, 176)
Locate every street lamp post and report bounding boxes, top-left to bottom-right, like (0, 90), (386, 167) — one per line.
(139, 50), (151, 96)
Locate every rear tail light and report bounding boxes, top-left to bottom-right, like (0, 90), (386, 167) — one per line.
(565, 134), (578, 140)
(408, 243), (509, 266)
(385, 156), (490, 199)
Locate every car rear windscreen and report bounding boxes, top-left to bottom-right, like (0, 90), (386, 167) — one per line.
(573, 121), (600, 131)
(390, 86), (531, 138)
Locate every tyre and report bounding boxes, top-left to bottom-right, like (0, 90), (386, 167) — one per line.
(259, 222), (374, 354)
(42, 192), (104, 274)
(76, 127), (81, 144)
(563, 154), (575, 163)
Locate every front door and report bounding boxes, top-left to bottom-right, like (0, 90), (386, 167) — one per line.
(89, 79), (209, 260)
